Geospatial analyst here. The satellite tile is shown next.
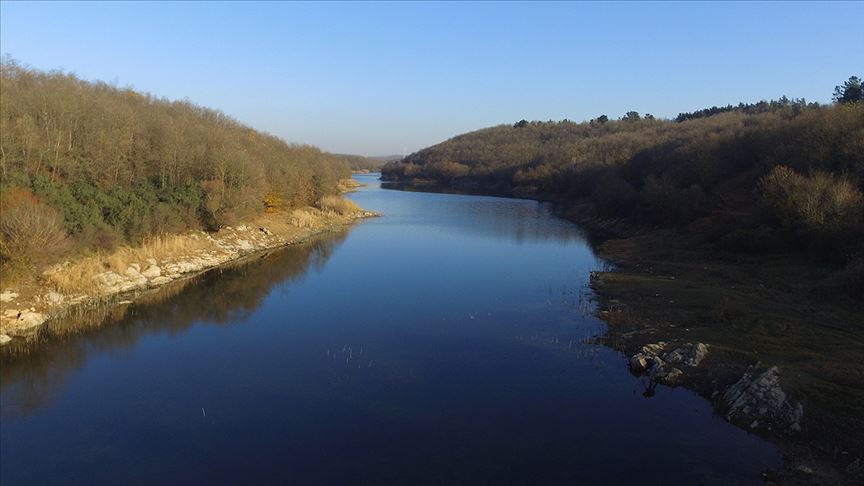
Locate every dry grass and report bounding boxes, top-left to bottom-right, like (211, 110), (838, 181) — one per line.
(337, 178), (362, 193)
(24, 201), (368, 297)
(289, 209), (320, 229)
(318, 195), (362, 216)
(43, 233), (215, 295)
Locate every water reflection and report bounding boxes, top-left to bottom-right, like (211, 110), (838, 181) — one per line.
(1, 176), (780, 485)
(379, 181), (587, 244)
(0, 231), (349, 419)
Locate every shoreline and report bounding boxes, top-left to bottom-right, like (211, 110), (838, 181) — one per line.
(378, 177), (864, 484)
(0, 204), (378, 349)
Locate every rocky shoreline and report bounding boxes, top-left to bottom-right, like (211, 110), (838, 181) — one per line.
(0, 208), (377, 348)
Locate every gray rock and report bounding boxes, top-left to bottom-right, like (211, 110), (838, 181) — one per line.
(630, 354), (650, 373)
(722, 366), (804, 434)
(664, 342), (709, 367)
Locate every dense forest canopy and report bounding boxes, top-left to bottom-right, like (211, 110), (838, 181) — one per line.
(0, 59), (351, 264)
(333, 153), (389, 172)
(383, 80), (864, 293)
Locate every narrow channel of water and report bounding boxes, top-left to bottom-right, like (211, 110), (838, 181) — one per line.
(0, 173), (779, 484)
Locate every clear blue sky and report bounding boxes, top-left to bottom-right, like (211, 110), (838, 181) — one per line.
(1, 1), (861, 156)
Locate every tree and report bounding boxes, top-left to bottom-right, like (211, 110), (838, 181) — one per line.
(596, 114), (608, 124)
(623, 111), (641, 122)
(644, 113), (655, 120)
(514, 119), (529, 128)
(834, 76), (863, 104)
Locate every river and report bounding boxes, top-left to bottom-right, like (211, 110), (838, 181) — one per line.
(0, 173), (779, 484)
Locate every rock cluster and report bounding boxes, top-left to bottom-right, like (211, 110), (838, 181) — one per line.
(721, 365), (804, 434)
(628, 341), (709, 385)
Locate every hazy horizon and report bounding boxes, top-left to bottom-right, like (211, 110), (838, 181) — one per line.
(1, 1), (861, 156)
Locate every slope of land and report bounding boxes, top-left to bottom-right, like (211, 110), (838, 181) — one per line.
(0, 60), (377, 347)
(382, 96), (864, 481)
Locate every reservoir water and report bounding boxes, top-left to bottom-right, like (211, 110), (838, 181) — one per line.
(1, 173), (779, 484)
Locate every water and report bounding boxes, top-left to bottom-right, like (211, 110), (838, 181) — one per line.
(1, 174), (779, 484)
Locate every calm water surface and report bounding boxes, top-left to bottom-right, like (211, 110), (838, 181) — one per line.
(1, 174), (779, 484)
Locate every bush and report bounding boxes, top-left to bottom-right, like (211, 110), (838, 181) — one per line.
(760, 165), (864, 240)
(0, 187), (68, 266)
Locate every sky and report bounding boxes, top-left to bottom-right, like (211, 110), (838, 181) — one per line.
(1, 1), (862, 156)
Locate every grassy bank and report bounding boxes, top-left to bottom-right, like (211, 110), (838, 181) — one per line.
(0, 195), (377, 347)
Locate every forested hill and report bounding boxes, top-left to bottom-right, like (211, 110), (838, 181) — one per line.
(0, 59), (351, 261)
(333, 153), (389, 172)
(383, 87), (864, 292)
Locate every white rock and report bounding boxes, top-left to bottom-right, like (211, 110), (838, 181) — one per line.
(0, 334), (11, 345)
(141, 265), (161, 278)
(150, 276), (173, 286)
(0, 291), (19, 303)
(45, 291), (65, 305)
(236, 239), (253, 250)
(16, 310), (45, 328)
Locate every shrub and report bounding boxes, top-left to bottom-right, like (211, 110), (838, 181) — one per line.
(760, 165), (864, 239)
(0, 186), (68, 266)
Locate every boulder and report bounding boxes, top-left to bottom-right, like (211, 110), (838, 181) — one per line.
(0, 291), (18, 303)
(16, 310), (45, 328)
(45, 291), (65, 305)
(150, 276), (172, 286)
(664, 342), (709, 367)
(0, 334), (11, 345)
(123, 266), (148, 288)
(722, 366), (804, 434)
(630, 354), (650, 373)
(141, 265), (162, 278)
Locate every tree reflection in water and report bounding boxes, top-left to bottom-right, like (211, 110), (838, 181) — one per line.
(0, 230), (350, 418)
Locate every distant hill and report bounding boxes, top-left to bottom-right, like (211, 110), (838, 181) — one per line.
(383, 97), (864, 294)
(334, 153), (400, 172)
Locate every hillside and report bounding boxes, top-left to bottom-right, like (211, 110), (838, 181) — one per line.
(382, 88), (864, 463)
(383, 97), (864, 295)
(333, 153), (390, 172)
(0, 59), (353, 273)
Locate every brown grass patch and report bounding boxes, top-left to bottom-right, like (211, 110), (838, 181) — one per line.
(318, 196), (362, 216)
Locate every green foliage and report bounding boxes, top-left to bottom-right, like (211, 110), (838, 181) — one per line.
(622, 111), (641, 122)
(0, 59), (351, 255)
(834, 76), (864, 104)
